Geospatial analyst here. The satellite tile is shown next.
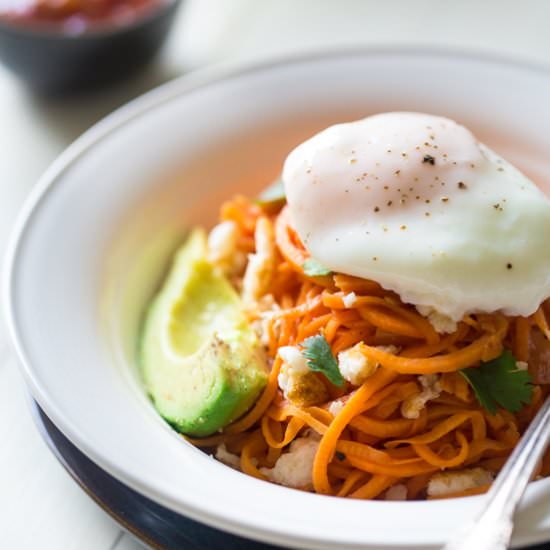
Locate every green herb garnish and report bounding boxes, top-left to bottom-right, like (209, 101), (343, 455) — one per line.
(460, 351), (533, 415)
(256, 178), (286, 210)
(302, 258), (332, 277)
(301, 334), (344, 387)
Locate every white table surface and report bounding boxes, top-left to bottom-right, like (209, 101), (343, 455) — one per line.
(1, 1), (550, 548)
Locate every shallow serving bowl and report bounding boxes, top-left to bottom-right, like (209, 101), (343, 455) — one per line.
(5, 49), (550, 550)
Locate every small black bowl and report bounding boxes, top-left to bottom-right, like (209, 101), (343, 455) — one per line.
(0, 0), (180, 95)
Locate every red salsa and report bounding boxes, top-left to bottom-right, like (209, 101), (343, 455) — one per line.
(0, 0), (169, 34)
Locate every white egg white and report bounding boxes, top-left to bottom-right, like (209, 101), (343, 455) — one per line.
(283, 112), (550, 321)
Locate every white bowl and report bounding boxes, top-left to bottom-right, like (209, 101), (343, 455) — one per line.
(5, 49), (550, 550)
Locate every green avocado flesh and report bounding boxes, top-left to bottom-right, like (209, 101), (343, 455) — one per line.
(140, 228), (268, 437)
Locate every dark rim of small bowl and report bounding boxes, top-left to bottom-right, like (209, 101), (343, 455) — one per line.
(0, 0), (179, 40)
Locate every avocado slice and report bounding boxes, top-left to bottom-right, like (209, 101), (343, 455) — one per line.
(140, 228), (268, 437)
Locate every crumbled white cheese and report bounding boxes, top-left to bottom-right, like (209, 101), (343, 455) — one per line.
(277, 345), (329, 406)
(401, 374), (442, 419)
(277, 346), (310, 397)
(207, 221), (238, 259)
(207, 221), (240, 270)
(250, 295), (281, 347)
(328, 399), (345, 417)
(427, 468), (493, 497)
(385, 484), (408, 501)
(260, 435), (319, 488)
(278, 346), (309, 372)
(338, 344), (398, 386)
(242, 217), (276, 303)
(516, 361), (528, 371)
(338, 345), (369, 385)
(215, 443), (241, 470)
(342, 292), (357, 308)
(416, 305), (457, 334)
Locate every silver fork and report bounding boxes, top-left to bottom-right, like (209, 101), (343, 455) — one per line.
(443, 396), (550, 550)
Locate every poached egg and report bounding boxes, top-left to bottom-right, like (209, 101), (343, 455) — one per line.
(283, 112), (550, 322)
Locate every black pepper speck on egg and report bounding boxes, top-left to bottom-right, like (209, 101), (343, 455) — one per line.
(423, 155), (436, 165)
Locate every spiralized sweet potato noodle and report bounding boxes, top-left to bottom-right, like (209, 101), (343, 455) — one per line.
(188, 197), (550, 500)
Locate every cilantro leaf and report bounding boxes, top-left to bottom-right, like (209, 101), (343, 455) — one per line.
(256, 178), (286, 210)
(301, 334), (344, 387)
(460, 351), (533, 415)
(460, 367), (498, 414)
(302, 258), (332, 277)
